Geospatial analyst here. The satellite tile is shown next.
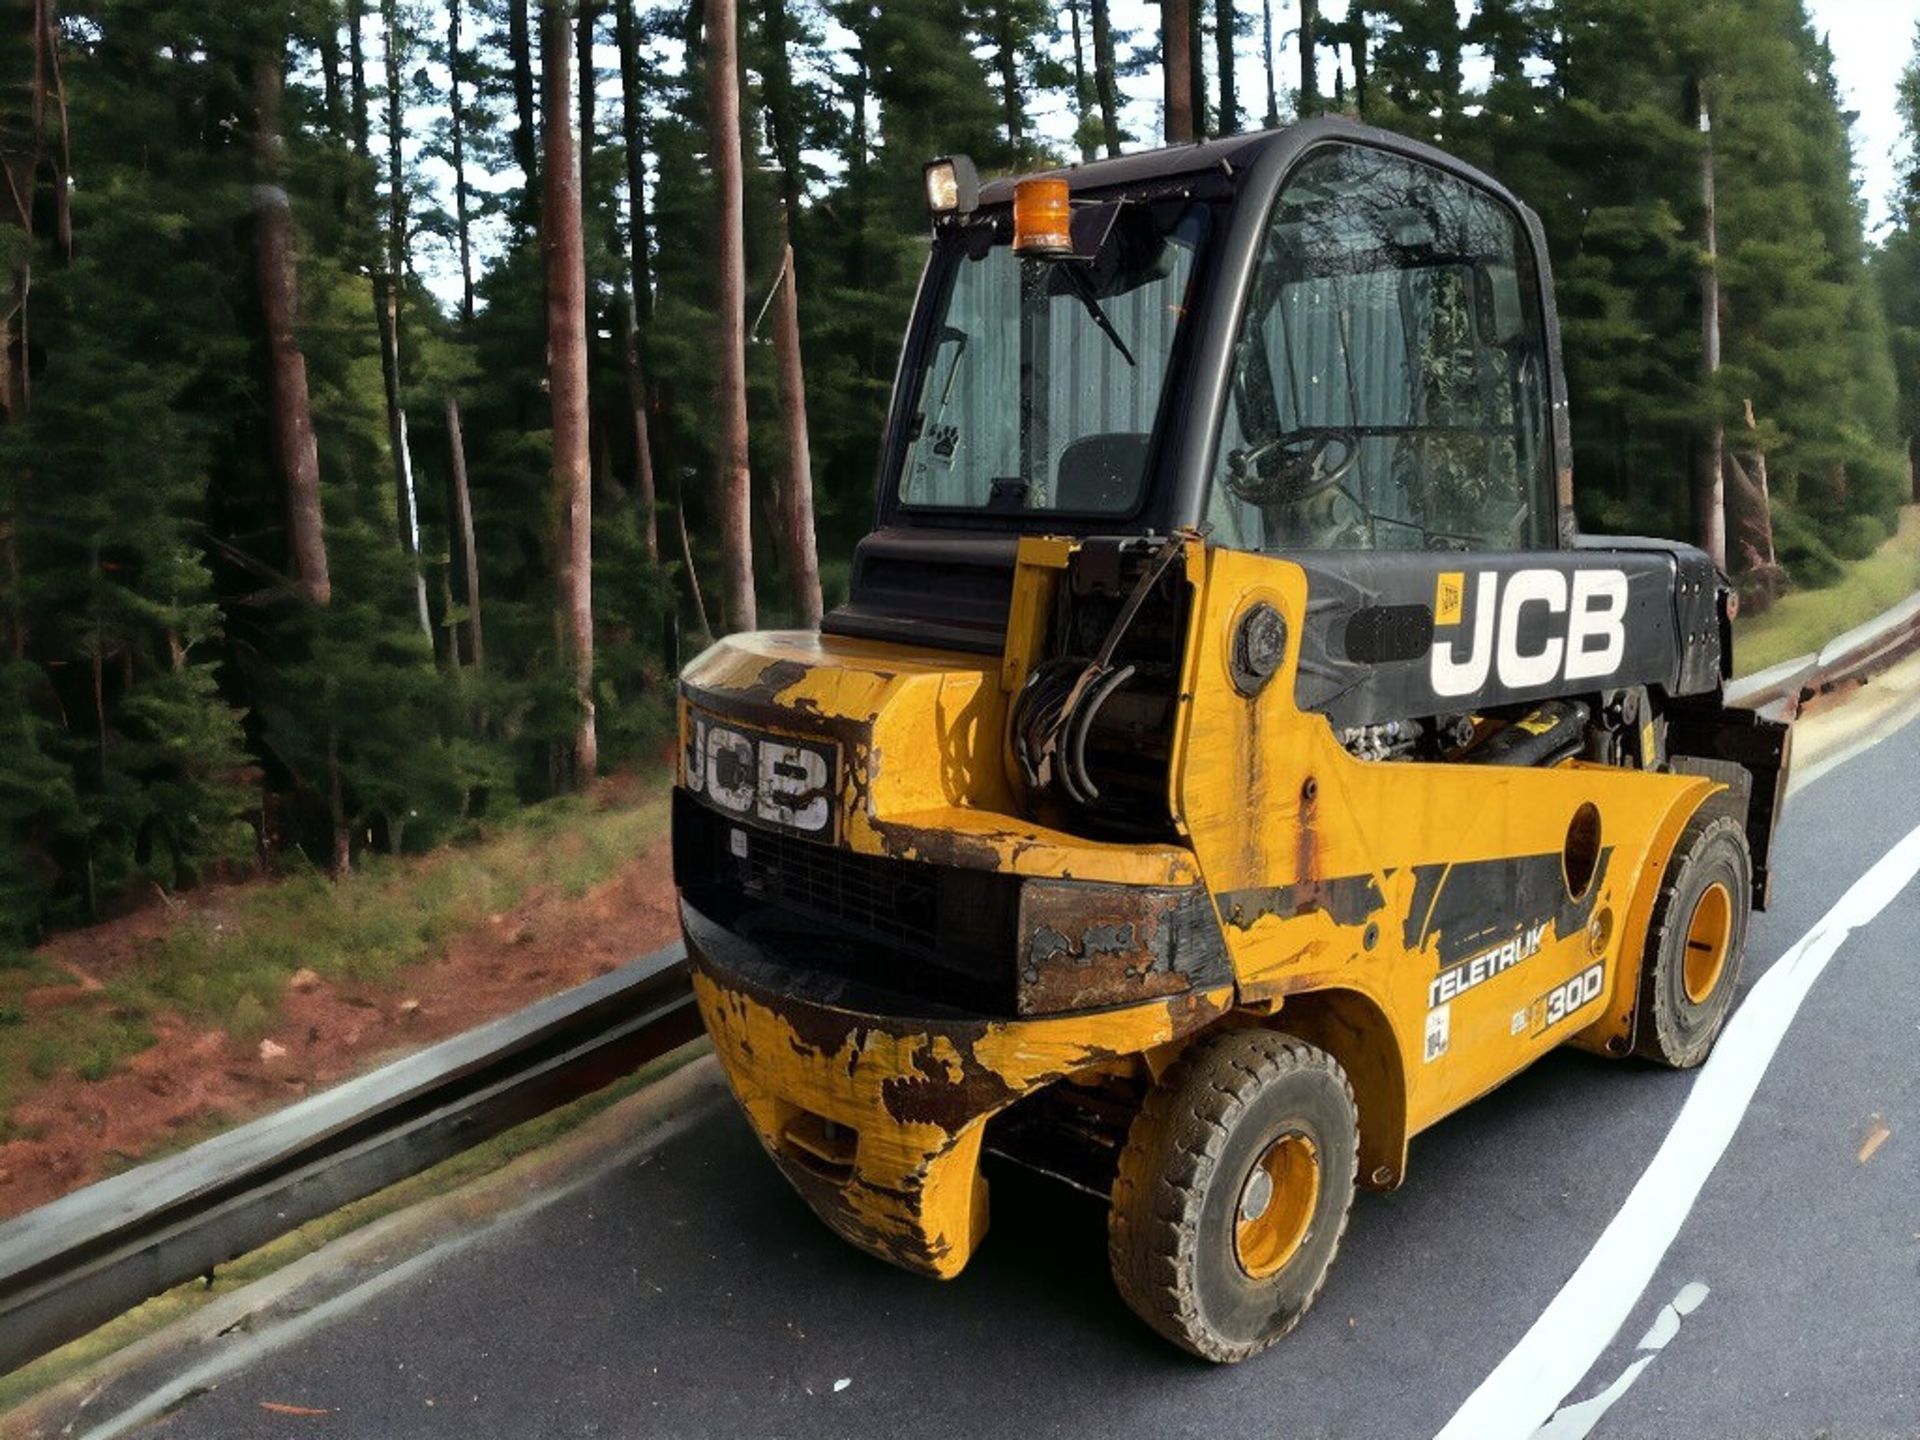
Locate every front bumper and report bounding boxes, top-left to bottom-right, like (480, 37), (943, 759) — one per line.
(684, 901), (1231, 1278)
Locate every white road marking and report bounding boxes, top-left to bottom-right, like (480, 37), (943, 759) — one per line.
(1530, 1282), (1710, 1439)
(1436, 822), (1920, 1440)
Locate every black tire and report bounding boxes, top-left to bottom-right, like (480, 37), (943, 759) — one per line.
(1108, 1028), (1358, 1363)
(1633, 806), (1752, 1068)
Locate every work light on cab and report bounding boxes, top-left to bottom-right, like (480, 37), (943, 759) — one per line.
(923, 154), (979, 219)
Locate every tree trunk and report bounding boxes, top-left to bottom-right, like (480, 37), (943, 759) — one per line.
(707, 0), (755, 632)
(543, 0), (597, 782)
(326, 678), (349, 878)
(1261, 0), (1279, 126)
(348, 0), (369, 156)
(3, 501), (20, 661)
(621, 297), (660, 567)
(1068, 0), (1096, 162)
(1348, 9), (1368, 115)
(1163, 0), (1195, 142)
(509, 0), (538, 188)
(379, 0), (432, 643)
(576, 0), (599, 526)
(446, 396), (484, 668)
(847, 39), (870, 288)
(1299, 0), (1317, 119)
(615, 7), (661, 571)
(577, 0), (597, 180)
(995, 4), (1023, 154)
(318, 13), (346, 137)
(1696, 90), (1726, 571)
(1, 4), (53, 657)
(448, 0), (475, 321)
(759, 0), (806, 238)
(252, 52), (331, 607)
(772, 233), (821, 627)
(616, 0), (652, 320)
(1729, 399), (1776, 570)
(1092, 0), (1123, 156)
(0, 7), (39, 422)
(1215, 0), (1236, 133)
(674, 495), (712, 643)
(1190, 1), (1207, 136)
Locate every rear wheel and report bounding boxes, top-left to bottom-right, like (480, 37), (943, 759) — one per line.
(1108, 1029), (1357, 1362)
(1635, 807), (1751, 1068)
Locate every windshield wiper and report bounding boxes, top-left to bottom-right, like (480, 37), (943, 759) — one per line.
(1063, 263), (1136, 368)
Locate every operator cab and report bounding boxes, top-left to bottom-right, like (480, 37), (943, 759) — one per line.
(827, 118), (1575, 657)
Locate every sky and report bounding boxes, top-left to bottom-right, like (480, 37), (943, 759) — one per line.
(1805, 0), (1916, 234)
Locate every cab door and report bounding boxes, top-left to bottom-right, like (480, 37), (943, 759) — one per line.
(1173, 140), (1705, 1150)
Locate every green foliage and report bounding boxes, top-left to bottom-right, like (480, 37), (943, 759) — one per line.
(2, 0), (1915, 954)
(1733, 508), (1920, 673)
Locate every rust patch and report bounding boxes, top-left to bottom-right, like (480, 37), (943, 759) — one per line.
(1017, 883), (1200, 1014)
(1218, 873), (1385, 931)
(868, 817), (1006, 870)
(681, 678), (874, 762)
(879, 1039), (1023, 1130)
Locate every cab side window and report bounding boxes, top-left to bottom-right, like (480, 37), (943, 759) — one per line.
(1207, 144), (1554, 553)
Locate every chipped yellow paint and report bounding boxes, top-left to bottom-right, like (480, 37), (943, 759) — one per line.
(690, 959), (1230, 1278)
(1173, 547), (1719, 1157)
(680, 625), (1189, 885)
(1001, 536), (1078, 693)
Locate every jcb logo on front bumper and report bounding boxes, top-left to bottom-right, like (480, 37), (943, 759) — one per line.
(684, 710), (838, 839)
(1430, 568), (1628, 697)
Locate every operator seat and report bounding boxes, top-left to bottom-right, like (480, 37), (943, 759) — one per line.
(1055, 431), (1150, 513)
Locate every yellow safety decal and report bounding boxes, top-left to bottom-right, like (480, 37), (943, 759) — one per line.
(1434, 571), (1465, 626)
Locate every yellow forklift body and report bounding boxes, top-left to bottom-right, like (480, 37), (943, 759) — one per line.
(677, 536), (1719, 1278)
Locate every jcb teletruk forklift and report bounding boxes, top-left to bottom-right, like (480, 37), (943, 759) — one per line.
(672, 119), (1790, 1361)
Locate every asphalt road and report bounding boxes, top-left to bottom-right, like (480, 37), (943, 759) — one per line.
(131, 712), (1920, 1440)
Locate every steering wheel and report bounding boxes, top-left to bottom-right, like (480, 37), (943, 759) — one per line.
(1224, 430), (1361, 507)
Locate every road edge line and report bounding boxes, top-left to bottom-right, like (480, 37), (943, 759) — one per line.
(1433, 822), (1920, 1440)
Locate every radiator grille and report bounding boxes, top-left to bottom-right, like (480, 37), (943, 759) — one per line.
(673, 791), (1020, 1011)
(735, 820), (940, 952)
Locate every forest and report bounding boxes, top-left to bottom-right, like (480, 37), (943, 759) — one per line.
(3, 0), (1920, 951)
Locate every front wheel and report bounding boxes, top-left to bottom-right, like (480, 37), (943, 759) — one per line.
(1634, 806), (1752, 1067)
(1108, 1029), (1358, 1362)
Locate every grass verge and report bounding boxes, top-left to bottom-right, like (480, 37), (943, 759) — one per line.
(1733, 507), (1920, 676)
(0, 778), (671, 1124)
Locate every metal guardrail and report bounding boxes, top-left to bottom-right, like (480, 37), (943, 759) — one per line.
(0, 943), (698, 1377)
(1726, 590), (1920, 716)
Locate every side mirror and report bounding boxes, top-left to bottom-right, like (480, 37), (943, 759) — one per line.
(1479, 261), (1528, 347)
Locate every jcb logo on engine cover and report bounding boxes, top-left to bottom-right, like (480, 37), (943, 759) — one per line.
(1430, 568), (1628, 698)
(684, 710), (838, 839)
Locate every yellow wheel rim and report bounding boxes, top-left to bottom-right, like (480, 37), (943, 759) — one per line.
(1683, 881), (1733, 1005)
(1234, 1132), (1320, 1280)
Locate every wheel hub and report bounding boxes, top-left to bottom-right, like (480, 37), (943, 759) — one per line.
(1683, 881), (1733, 1005)
(1234, 1132), (1320, 1280)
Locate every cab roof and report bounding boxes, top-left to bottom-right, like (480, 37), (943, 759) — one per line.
(976, 129), (1277, 205)
(974, 118), (1475, 206)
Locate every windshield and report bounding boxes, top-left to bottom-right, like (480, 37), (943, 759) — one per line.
(897, 202), (1208, 515)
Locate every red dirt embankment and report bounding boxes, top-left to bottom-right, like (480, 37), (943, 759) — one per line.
(0, 830), (680, 1221)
